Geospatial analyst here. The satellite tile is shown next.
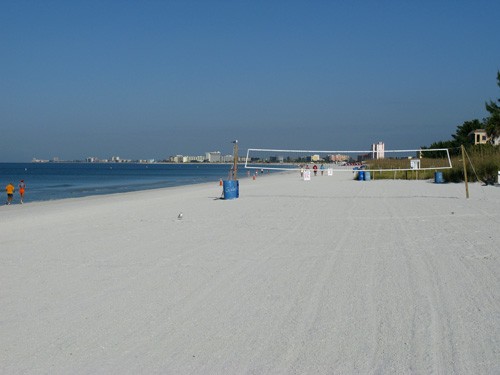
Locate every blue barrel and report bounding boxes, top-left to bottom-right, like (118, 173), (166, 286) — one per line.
(434, 172), (443, 183)
(223, 180), (239, 199)
(358, 171), (365, 181)
(364, 171), (371, 181)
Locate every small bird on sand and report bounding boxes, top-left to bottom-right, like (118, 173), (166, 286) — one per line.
(177, 212), (183, 220)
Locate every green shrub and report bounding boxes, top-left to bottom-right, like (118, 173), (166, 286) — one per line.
(371, 145), (500, 182)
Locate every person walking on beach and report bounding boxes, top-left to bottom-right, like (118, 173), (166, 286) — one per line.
(5, 182), (15, 205)
(18, 180), (26, 204)
(320, 164), (325, 176)
(313, 164), (318, 176)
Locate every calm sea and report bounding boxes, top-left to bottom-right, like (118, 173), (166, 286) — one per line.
(0, 163), (256, 204)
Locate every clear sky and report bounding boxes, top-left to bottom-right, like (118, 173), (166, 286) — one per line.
(1, 0), (499, 162)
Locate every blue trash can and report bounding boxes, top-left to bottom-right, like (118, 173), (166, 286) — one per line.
(223, 180), (239, 199)
(358, 171), (365, 181)
(434, 172), (443, 183)
(364, 171), (371, 181)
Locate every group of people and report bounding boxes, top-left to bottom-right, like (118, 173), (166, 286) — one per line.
(300, 164), (326, 177)
(5, 180), (26, 205)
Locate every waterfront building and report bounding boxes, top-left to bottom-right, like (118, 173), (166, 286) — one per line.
(371, 142), (385, 159)
(182, 156), (205, 163)
(205, 151), (221, 163)
(220, 154), (234, 163)
(327, 154), (349, 162)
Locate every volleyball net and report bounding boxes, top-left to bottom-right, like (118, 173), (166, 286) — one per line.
(244, 148), (452, 172)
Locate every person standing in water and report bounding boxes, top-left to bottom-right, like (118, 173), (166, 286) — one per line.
(18, 180), (26, 204)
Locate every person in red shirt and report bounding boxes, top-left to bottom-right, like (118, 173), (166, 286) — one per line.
(313, 164), (318, 176)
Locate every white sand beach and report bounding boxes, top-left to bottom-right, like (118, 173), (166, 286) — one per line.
(1, 172), (499, 374)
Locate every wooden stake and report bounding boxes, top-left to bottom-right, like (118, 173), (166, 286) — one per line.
(461, 145), (469, 199)
(234, 143), (238, 181)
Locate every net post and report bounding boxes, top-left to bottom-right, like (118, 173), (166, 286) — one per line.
(245, 149), (250, 169)
(461, 145), (469, 199)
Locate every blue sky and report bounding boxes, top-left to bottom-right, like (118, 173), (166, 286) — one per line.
(1, 0), (499, 162)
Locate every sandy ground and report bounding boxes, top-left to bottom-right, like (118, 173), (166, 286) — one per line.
(1, 172), (499, 374)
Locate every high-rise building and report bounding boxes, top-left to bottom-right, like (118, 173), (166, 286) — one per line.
(205, 151), (221, 162)
(371, 142), (385, 159)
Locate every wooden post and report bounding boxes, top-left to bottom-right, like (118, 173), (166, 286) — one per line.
(461, 145), (469, 199)
(234, 142), (238, 181)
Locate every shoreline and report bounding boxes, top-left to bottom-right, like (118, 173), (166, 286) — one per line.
(0, 163), (267, 206)
(0, 167), (291, 207)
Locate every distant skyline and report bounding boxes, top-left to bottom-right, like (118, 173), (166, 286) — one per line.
(1, 0), (499, 162)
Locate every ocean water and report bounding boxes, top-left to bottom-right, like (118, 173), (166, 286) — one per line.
(0, 163), (255, 204)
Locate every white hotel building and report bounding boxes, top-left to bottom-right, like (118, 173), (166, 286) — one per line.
(371, 142), (385, 159)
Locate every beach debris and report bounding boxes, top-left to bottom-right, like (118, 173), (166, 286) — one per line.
(177, 212), (183, 220)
